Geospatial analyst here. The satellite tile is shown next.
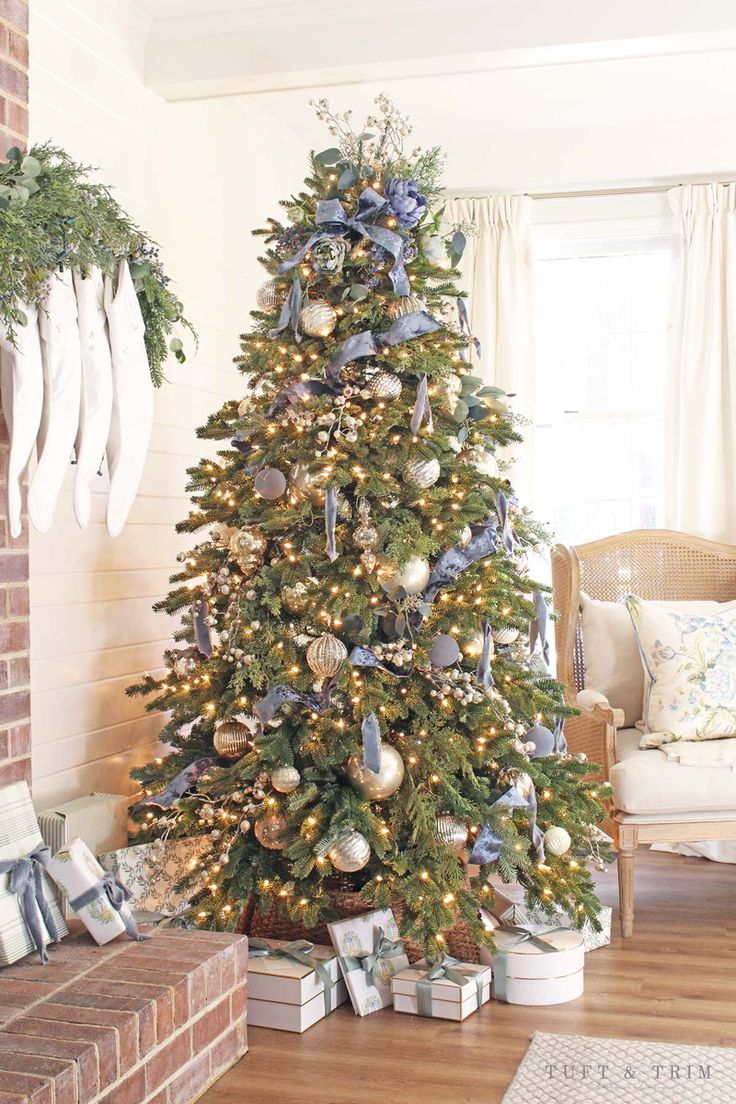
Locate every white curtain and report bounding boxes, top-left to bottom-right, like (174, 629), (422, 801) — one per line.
(445, 196), (535, 495)
(665, 183), (736, 542)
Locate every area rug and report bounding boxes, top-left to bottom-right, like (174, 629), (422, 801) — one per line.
(502, 1032), (736, 1103)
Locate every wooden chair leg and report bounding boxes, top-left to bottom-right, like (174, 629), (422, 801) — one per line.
(616, 825), (638, 938)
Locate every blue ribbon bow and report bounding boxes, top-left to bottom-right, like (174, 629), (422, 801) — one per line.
(340, 927), (406, 988)
(248, 938), (337, 1016)
(69, 874), (150, 942)
(492, 924), (568, 1002)
(0, 846), (61, 964)
(415, 954), (485, 1017)
(278, 188), (410, 297)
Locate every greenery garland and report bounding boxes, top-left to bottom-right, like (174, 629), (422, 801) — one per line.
(0, 143), (195, 386)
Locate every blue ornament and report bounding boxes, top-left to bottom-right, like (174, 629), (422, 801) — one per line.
(526, 723), (556, 758)
(384, 178), (427, 228)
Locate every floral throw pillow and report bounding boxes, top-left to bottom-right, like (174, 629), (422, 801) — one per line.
(626, 594), (736, 747)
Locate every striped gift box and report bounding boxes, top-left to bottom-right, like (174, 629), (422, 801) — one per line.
(0, 781), (68, 967)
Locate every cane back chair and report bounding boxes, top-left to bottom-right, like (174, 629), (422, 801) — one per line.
(551, 529), (736, 936)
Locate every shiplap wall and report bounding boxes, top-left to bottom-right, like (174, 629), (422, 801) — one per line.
(28, 0), (302, 805)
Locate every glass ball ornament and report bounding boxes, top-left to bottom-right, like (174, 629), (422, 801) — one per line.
(435, 815), (469, 851)
(493, 627), (520, 646)
(353, 521), (379, 550)
(306, 633), (348, 678)
(213, 719), (253, 760)
(254, 467), (287, 500)
(282, 581), (310, 613)
(403, 457), (440, 489)
(526, 723), (556, 758)
(382, 554), (430, 598)
(386, 294), (425, 320)
(228, 527), (266, 574)
(300, 301), (337, 338)
(289, 462), (327, 506)
(544, 826), (572, 856)
(256, 280), (283, 311)
(473, 449), (499, 478)
(462, 629), (486, 658)
(271, 766), (301, 794)
(367, 371), (402, 401)
(328, 830), (371, 872)
(255, 814), (287, 850)
(346, 745), (405, 800)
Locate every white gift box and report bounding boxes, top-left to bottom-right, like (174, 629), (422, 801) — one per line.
(248, 938), (347, 1033)
(492, 883), (612, 952)
(329, 908), (409, 1016)
(481, 927), (585, 1006)
(38, 793), (129, 919)
(47, 837), (135, 945)
(98, 836), (208, 916)
(392, 959), (491, 1021)
(0, 781), (68, 966)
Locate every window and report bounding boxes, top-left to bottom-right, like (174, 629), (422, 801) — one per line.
(532, 235), (671, 545)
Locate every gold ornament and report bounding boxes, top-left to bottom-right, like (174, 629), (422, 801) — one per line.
(306, 633), (348, 678)
(403, 457), (440, 489)
(256, 280), (284, 311)
(283, 581), (310, 613)
(360, 549), (378, 573)
(368, 371), (402, 401)
(544, 826), (572, 856)
(255, 814), (287, 850)
(462, 629), (486, 658)
(435, 815), (469, 851)
(328, 830), (371, 872)
(387, 294), (425, 320)
(353, 499), (379, 551)
(346, 745), (405, 800)
(289, 462), (327, 506)
(271, 766), (301, 794)
(300, 301), (337, 337)
(228, 527), (266, 574)
(493, 627), (520, 646)
(213, 719), (253, 760)
(382, 554), (430, 598)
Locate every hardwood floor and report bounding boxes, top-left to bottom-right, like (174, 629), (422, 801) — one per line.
(201, 849), (736, 1104)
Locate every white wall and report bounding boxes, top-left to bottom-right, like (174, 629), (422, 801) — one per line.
(29, 0), (303, 805)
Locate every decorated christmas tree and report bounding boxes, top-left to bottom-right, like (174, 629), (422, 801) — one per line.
(129, 98), (610, 953)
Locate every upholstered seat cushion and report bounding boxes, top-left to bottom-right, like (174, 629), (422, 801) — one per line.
(610, 728), (736, 815)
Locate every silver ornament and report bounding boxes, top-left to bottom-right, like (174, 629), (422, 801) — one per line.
(346, 745), (405, 800)
(255, 815), (287, 850)
(429, 634), (461, 667)
(228, 527), (267, 574)
(403, 457), (440, 489)
(544, 826), (572, 856)
(361, 549), (378, 573)
(435, 815), (469, 851)
(368, 371), (402, 401)
(472, 449), (499, 478)
(386, 294), (426, 320)
(213, 719), (253, 760)
(300, 301), (337, 338)
(328, 829), (371, 872)
(526, 723), (556, 758)
(493, 627), (520, 646)
(237, 396), (253, 417)
(289, 462), (327, 506)
(254, 467), (287, 500)
(271, 766), (301, 794)
(306, 633), (348, 678)
(256, 280), (283, 311)
(382, 554), (430, 598)
(459, 525), (472, 548)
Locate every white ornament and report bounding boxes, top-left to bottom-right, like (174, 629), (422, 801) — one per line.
(382, 554), (430, 598)
(256, 280), (282, 311)
(493, 627), (519, 645)
(328, 830), (371, 872)
(271, 766), (301, 794)
(473, 449), (499, 478)
(544, 826), (572, 856)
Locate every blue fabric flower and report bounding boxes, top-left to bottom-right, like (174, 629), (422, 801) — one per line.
(385, 178), (427, 228)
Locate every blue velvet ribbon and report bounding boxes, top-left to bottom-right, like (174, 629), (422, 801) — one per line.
(324, 488), (338, 562)
(360, 712), (382, 773)
(456, 297), (481, 362)
(69, 875), (150, 942)
(0, 846), (61, 964)
(492, 925), (567, 1002)
(348, 645), (410, 678)
(529, 590), (550, 667)
(268, 275), (302, 342)
(324, 310), (442, 385)
(420, 518), (498, 606)
(278, 189), (410, 296)
(469, 779), (546, 864)
(476, 618), (494, 690)
(134, 756), (218, 811)
(193, 598), (213, 657)
(410, 374), (434, 434)
(496, 491), (514, 555)
(415, 955), (485, 1017)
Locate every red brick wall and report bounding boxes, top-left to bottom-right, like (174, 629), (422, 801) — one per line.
(0, 0), (30, 787)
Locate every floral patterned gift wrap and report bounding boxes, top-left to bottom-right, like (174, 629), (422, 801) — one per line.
(328, 908), (409, 1016)
(48, 837), (141, 945)
(98, 836), (208, 916)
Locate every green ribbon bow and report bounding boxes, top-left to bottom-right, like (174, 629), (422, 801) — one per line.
(415, 954), (485, 1018)
(493, 924), (568, 1002)
(248, 938), (336, 1017)
(340, 926), (406, 988)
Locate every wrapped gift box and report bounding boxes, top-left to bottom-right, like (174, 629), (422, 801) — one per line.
(248, 937), (348, 1032)
(329, 908), (409, 1016)
(392, 959), (491, 1021)
(481, 927), (585, 1006)
(99, 836), (208, 916)
(0, 781), (68, 966)
(492, 883), (611, 952)
(38, 793), (129, 918)
(48, 837), (136, 945)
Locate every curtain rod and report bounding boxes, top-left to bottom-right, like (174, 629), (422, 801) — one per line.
(448, 179), (736, 202)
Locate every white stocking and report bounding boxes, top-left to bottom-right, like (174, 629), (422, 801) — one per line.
(0, 303), (43, 539)
(73, 268), (113, 529)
